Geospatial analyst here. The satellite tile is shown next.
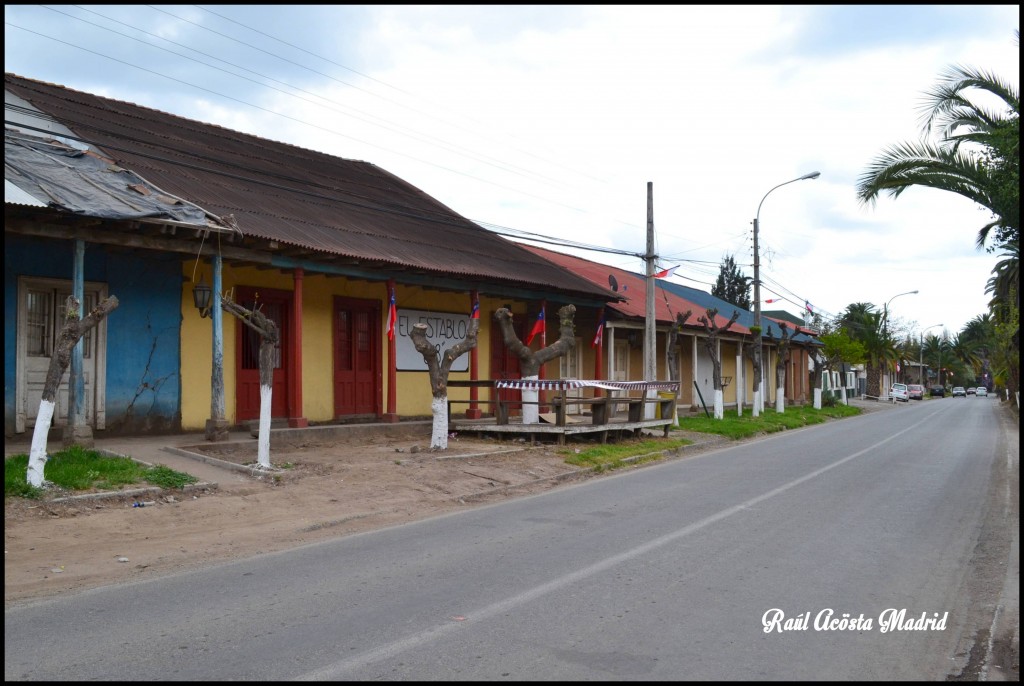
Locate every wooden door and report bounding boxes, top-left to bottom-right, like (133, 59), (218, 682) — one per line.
(235, 288), (289, 421)
(489, 318), (522, 415)
(17, 279), (106, 432)
(333, 297), (380, 417)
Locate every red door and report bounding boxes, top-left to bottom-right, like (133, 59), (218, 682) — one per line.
(333, 297), (380, 417)
(490, 317), (523, 415)
(235, 287), (289, 422)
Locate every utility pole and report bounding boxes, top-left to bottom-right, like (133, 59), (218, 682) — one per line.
(644, 182), (657, 417)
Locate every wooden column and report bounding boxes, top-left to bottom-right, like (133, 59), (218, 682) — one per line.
(287, 267), (308, 427)
(64, 238), (93, 447)
(593, 306), (605, 399)
(466, 290), (482, 419)
(206, 253), (229, 441)
(382, 279), (399, 422)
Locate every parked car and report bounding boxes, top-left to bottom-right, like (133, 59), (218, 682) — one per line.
(930, 385), (946, 397)
(890, 383), (909, 402)
(952, 386), (966, 397)
(966, 387), (976, 395)
(907, 384), (924, 400)
(976, 387), (988, 397)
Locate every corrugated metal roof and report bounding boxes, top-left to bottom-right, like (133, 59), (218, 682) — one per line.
(5, 128), (231, 230)
(4, 73), (618, 302)
(520, 244), (752, 334)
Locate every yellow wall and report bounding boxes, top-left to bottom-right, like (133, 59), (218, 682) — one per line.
(181, 262), (536, 429)
(721, 341), (738, 404)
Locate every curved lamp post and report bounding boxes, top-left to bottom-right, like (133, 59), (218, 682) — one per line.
(919, 323), (942, 386)
(752, 171), (820, 415)
(883, 289), (918, 340)
(880, 289), (917, 387)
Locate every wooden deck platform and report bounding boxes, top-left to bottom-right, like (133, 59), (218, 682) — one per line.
(447, 379), (679, 445)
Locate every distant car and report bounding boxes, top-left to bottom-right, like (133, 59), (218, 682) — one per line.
(930, 385), (946, 397)
(907, 384), (924, 400)
(952, 386), (966, 397)
(966, 387), (976, 395)
(976, 387), (988, 397)
(890, 383), (909, 402)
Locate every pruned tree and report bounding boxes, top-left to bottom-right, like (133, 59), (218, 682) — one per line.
(409, 316), (480, 449)
(665, 310), (692, 424)
(666, 310), (693, 387)
(697, 308), (739, 419)
(494, 304), (577, 424)
(221, 294), (279, 468)
(27, 295), (119, 488)
(774, 323), (795, 413)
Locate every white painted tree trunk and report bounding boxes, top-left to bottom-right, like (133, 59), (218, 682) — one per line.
(776, 386), (785, 413)
(813, 387), (822, 410)
(258, 384), (272, 468)
(752, 389), (761, 418)
(840, 386), (848, 406)
(713, 389), (724, 420)
(521, 374), (540, 424)
(27, 399), (55, 487)
(431, 395), (449, 449)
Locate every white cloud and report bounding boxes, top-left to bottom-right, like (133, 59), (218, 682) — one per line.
(4, 4), (1018, 333)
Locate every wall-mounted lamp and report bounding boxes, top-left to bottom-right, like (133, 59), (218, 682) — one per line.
(627, 331), (642, 349)
(192, 278), (212, 318)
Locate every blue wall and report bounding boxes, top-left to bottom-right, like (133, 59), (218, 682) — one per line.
(4, 234), (183, 436)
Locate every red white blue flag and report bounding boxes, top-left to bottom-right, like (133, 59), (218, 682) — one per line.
(592, 315), (606, 348)
(654, 265), (680, 279)
(471, 301), (480, 319)
(386, 290), (397, 340)
(526, 306), (545, 345)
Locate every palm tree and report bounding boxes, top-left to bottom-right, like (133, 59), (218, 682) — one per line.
(948, 333), (982, 384)
(839, 304), (897, 397)
(856, 37), (1020, 250)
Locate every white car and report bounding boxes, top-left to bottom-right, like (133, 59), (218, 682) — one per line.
(976, 387), (988, 397)
(890, 383), (909, 402)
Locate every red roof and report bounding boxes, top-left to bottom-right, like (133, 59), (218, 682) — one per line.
(521, 244), (751, 334)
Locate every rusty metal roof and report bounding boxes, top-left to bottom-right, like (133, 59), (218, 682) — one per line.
(4, 73), (618, 303)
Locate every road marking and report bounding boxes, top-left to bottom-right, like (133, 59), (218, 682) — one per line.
(296, 411), (939, 680)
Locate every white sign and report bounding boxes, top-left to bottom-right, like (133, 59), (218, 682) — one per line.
(394, 308), (472, 371)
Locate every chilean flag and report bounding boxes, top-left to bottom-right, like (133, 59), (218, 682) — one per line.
(526, 306), (545, 345)
(471, 301), (480, 319)
(592, 315), (606, 348)
(654, 265), (680, 279)
(386, 290), (397, 340)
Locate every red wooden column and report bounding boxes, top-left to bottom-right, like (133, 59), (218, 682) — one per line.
(466, 290), (482, 419)
(383, 279), (399, 423)
(593, 306), (605, 399)
(537, 299), (547, 412)
(288, 268), (308, 427)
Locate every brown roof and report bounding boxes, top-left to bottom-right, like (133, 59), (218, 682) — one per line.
(4, 73), (617, 303)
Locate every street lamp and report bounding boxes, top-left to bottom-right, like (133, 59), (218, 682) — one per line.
(752, 171), (820, 415)
(882, 289), (918, 339)
(919, 323), (942, 386)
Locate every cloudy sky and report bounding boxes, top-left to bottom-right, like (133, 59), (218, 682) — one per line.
(4, 5), (1019, 336)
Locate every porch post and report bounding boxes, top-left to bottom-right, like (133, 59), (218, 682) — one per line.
(382, 279), (399, 423)
(206, 253), (229, 441)
(287, 267), (308, 427)
(466, 290), (482, 419)
(64, 238), (93, 447)
(593, 306), (605, 398)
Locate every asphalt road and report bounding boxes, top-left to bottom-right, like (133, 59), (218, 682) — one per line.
(5, 397), (1017, 680)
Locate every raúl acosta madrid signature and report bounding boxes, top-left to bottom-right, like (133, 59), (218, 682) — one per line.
(762, 608), (949, 633)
